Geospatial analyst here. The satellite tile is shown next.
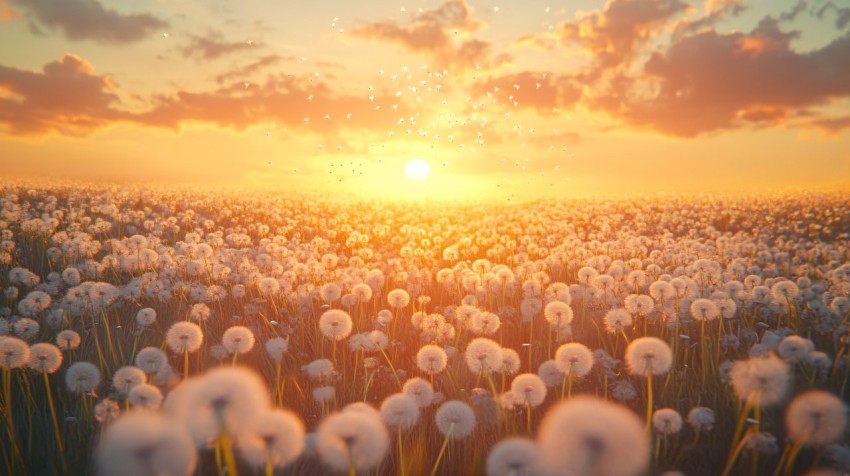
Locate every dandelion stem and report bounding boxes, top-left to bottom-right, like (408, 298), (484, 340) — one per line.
(429, 423), (454, 476)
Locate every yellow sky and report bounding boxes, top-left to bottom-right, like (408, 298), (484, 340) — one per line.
(1, 0), (849, 200)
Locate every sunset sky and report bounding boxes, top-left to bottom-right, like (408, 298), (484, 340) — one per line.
(1, 0), (849, 200)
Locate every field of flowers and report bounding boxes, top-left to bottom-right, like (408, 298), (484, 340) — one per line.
(0, 182), (848, 476)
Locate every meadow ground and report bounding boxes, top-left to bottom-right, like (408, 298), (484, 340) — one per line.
(0, 183), (848, 476)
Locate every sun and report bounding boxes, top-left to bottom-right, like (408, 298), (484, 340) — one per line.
(404, 159), (430, 181)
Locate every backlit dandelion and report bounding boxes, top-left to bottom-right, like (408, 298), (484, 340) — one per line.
(466, 337), (501, 374)
(316, 409), (389, 473)
(785, 390), (848, 447)
(486, 437), (538, 476)
(537, 396), (648, 476)
(166, 322), (204, 353)
(27, 342), (62, 373)
(319, 309), (353, 341)
(402, 377), (434, 407)
(625, 337), (673, 376)
(417, 344), (448, 375)
(222, 325), (255, 356)
(380, 393), (420, 429)
(65, 361), (101, 393)
(652, 408), (683, 435)
(603, 308), (633, 334)
(435, 400), (476, 439)
(96, 412), (197, 476)
(729, 355), (790, 407)
(236, 409), (305, 471)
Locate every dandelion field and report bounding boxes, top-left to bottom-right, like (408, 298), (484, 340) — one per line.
(1, 183), (849, 476)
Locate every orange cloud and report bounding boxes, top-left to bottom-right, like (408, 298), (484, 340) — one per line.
(0, 54), (124, 135)
(181, 30), (263, 60)
(588, 18), (850, 136)
(0, 0), (20, 20)
(0, 54), (411, 137)
(350, 0), (509, 71)
(11, 0), (167, 43)
(551, 0), (688, 67)
(471, 72), (581, 114)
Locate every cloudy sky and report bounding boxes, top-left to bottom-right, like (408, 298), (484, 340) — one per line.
(1, 0), (849, 200)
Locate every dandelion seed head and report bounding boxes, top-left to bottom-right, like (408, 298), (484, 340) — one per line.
(435, 400), (477, 439)
(785, 390), (848, 447)
(96, 412), (197, 476)
(625, 337), (672, 376)
(402, 377), (435, 407)
(319, 309), (353, 341)
(686, 406), (715, 431)
(222, 325), (255, 355)
(165, 321), (204, 353)
(65, 361), (101, 393)
(135, 308), (156, 327)
(128, 383), (164, 411)
(316, 410), (389, 472)
(486, 437), (538, 476)
(236, 409), (305, 469)
(510, 373), (547, 407)
(380, 393), (420, 429)
(554, 342), (594, 377)
(417, 344), (448, 375)
(265, 337), (289, 363)
(652, 408), (683, 435)
(729, 355), (791, 407)
(27, 342), (62, 373)
(537, 396), (648, 476)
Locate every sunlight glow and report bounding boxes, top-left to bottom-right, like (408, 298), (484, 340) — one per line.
(404, 159), (430, 181)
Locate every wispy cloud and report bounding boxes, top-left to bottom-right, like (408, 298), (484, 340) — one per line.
(11, 0), (167, 43)
(181, 30), (263, 60)
(0, 55), (410, 137)
(0, 54), (124, 135)
(350, 0), (510, 71)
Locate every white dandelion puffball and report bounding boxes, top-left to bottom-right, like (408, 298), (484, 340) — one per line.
(486, 437), (538, 476)
(554, 343), (594, 377)
(128, 383), (164, 411)
(112, 366), (146, 394)
(222, 325), (255, 355)
(465, 337), (502, 374)
(96, 412), (197, 476)
(785, 390), (848, 447)
(603, 308), (633, 334)
(729, 355), (791, 407)
(537, 396), (649, 476)
(265, 337), (289, 363)
(435, 400), (477, 439)
(177, 366), (271, 446)
(386, 288), (411, 309)
(625, 337), (673, 376)
(318, 309), (353, 341)
(166, 321), (204, 353)
(0, 336), (30, 368)
(135, 347), (168, 375)
(380, 393), (420, 429)
(402, 377), (435, 408)
(237, 409), (305, 470)
(316, 410), (389, 473)
(27, 342), (62, 373)
(544, 300), (574, 326)
(65, 361), (101, 393)
(56, 329), (81, 350)
(537, 360), (565, 387)
(135, 308), (157, 327)
(652, 408), (684, 435)
(417, 344), (448, 375)
(510, 373), (547, 407)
